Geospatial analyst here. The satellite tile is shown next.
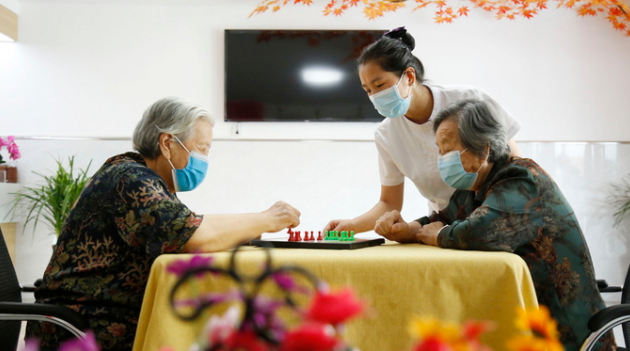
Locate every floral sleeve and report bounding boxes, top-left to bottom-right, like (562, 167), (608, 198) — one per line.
(113, 169), (202, 257)
(437, 168), (543, 252)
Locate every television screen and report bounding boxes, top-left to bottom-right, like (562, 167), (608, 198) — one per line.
(224, 29), (385, 122)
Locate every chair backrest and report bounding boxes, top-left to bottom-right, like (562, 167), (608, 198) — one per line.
(621, 263), (630, 347)
(0, 226), (22, 351)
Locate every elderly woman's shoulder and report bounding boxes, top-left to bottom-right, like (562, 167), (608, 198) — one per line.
(104, 152), (144, 165)
(97, 152), (156, 182)
(506, 156), (552, 179)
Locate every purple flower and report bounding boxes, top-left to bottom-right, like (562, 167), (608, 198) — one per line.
(272, 272), (308, 294)
(250, 295), (288, 338)
(167, 255), (214, 277)
(23, 339), (40, 351)
(174, 289), (241, 308)
(58, 331), (100, 351)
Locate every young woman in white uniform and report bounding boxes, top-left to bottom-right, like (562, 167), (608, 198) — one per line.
(323, 27), (521, 234)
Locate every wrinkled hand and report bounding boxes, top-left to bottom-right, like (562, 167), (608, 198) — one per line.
(374, 210), (416, 243)
(264, 201), (301, 233)
(322, 219), (355, 233)
(416, 221), (443, 246)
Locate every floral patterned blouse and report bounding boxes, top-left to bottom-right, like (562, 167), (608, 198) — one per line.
(26, 152), (203, 350)
(418, 156), (614, 351)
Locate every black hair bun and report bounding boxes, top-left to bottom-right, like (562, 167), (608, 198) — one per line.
(383, 26), (415, 51)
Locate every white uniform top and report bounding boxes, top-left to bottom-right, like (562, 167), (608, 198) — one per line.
(374, 84), (521, 213)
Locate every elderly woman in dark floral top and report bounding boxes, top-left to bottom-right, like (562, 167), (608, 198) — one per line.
(374, 99), (614, 351)
(26, 97), (301, 351)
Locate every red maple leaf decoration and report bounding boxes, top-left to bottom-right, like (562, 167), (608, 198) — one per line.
(251, 0), (630, 36)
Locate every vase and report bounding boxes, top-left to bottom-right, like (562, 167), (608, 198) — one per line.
(0, 165), (18, 183)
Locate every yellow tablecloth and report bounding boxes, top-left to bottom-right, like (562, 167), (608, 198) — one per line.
(132, 242), (538, 351)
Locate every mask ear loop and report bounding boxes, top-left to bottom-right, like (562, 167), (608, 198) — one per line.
(172, 135), (192, 155)
(398, 70), (414, 100)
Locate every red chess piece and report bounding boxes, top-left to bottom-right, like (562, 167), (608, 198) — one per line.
(295, 231), (302, 241)
(317, 231), (323, 241)
(309, 231), (315, 241)
(288, 231), (295, 242)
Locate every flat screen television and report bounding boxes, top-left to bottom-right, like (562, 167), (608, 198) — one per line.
(224, 29), (385, 122)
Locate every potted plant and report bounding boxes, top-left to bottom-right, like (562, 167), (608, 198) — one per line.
(611, 175), (630, 228)
(7, 156), (91, 237)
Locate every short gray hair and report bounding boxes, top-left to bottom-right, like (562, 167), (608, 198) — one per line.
(433, 99), (509, 163)
(133, 97), (215, 159)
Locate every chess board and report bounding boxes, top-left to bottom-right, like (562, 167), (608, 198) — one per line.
(251, 237), (385, 250)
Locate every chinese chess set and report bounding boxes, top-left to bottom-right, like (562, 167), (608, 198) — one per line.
(286, 228), (356, 242)
(251, 228), (385, 250)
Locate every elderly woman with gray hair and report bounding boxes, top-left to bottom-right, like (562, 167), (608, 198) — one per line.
(26, 97), (300, 351)
(374, 99), (614, 351)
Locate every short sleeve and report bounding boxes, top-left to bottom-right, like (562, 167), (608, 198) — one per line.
(113, 170), (203, 257)
(375, 130), (405, 187)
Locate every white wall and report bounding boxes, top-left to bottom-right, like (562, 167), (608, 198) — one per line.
(2, 0), (630, 343)
(1, 0), (629, 141)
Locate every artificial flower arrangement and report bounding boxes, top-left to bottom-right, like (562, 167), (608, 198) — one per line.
(408, 305), (563, 351)
(0, 135), (21, 165)
(163, 246), (365, 351)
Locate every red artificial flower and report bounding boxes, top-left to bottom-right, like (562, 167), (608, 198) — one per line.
(280, 323), (339, 351)
(306, 287), (364, 324)
(223, 330), (271, 351)
(461, 321), (494, 341)
(412, 337), (454, 351)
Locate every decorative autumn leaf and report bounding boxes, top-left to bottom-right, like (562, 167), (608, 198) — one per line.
(251, 0), (630, 37)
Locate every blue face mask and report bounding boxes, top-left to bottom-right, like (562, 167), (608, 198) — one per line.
(369, 73), (413, 119)
(167, 136), (209, 192)
(437, 149), (481, 190)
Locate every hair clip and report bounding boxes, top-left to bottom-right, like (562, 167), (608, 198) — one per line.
(383, 26), (407, 38)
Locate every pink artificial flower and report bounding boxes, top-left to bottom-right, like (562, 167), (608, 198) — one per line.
(8, 143), (20, 160)
(280, 323), (339, 351)
(0, 135), (20, 161)
(273, 272), (307, 293)
(23, 339), (40, 351)
(203, 306), (240, 346)
(175, 289), (241, 309)
(306, 287), (364, 325)
(58, 331), (100, 351)
(166, 255), (214, 277)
